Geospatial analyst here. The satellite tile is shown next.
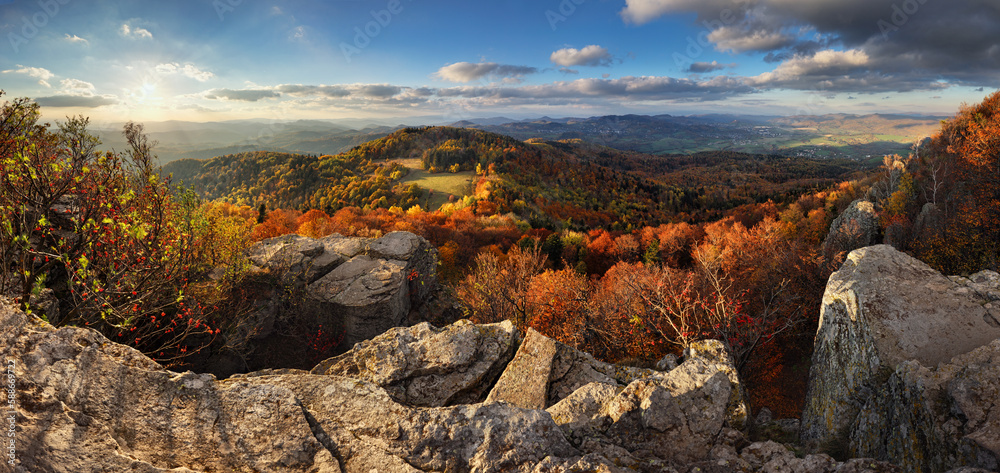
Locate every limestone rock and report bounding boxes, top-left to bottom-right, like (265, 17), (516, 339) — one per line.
(546, 382), (620, 436)
(850, 340), (1000, 472)
(823, 199), (879, 257)
(593, 373), (732, 465)
(232, 374), (579, 472)
(312, 319), (519, 407)
(801, 245), (1000, 449)
(547, 338), (659, 407)
(248, 233), (326, 282)
(486, 328), (559, 409)
(1, 302), (342, 473)
(656, 353), (678, 371)
(2, 297), (933, 472)
(245, 231), (439, 349)
(543, 340), (751, 467)
(308, 255), (410, 346)
(675, 340), (751, 431)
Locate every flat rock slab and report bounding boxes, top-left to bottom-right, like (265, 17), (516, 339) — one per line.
(486, 328), (558, 409)
(312, 319), (520, 407)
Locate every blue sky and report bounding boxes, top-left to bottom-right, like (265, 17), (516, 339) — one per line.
(1, 0), (996, 123)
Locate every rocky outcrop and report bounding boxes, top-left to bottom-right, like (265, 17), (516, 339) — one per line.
(310, 319), (519, 407)
(247, 231), (438, 347)
(5, 296), (819, 472)
(850, 340), (1000, 472)
(801, 245), (1000, 469)
(823, 199), (879, 257)
(1, 301), (342, 473)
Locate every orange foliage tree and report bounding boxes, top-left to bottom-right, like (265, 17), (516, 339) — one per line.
(915, 92), (1000, 272)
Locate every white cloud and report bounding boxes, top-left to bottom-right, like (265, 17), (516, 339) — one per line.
(619, 0), (713, 25)
(754, 49), (870, 84)
(155, 63), (215, 82)
(2, 65), (54, 87)
(708, 26), (795, 53)
(59, 78), (96, 95)
(204, 88), (281, 102)
(434, 62), (538, 82)
(121, 24), (153, 40)
(64, 34), (89, 45)
(550, 45), (614, 67)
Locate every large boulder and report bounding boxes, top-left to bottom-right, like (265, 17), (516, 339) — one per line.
(850, 340), (1000, 472)
(247, 231), (438, 347)
(310, 319), (519, 407)
(823, 199), (879, 257)
(801, 245), (1000, 452)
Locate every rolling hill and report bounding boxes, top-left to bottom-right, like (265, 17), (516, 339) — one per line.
(164, 126), (868, 229)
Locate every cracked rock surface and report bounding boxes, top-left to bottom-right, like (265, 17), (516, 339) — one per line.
(246, 231), (438, 347)
(801, 245), (1000, 451)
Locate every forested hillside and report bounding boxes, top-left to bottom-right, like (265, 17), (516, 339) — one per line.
(9, 90), (997, 421)
(165, 127), (867, 230)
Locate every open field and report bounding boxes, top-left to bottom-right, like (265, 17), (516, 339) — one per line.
(398, 166), (476, 210)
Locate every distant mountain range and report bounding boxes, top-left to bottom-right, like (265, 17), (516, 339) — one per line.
(88, 113), (946, 165)
(455, 113), (946, 161)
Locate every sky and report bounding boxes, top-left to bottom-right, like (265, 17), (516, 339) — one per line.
(0, 0), (997, 124)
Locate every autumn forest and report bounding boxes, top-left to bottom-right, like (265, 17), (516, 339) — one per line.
(2, 90), (999, 417)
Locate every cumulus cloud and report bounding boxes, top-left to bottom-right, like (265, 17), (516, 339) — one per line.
(276, 84), (350, 98)
(434, 62), (538, 82)
(550, 45), (614, 67)
(35, 95), (117, 108)
(707, 26), (795, 53)
(204, 88), (281, 102)
(2, 65), (54, 87)
(438, 75), (754, 101)
(687, 61), (734, 73)
(121, 23), (153, 40)
(156, 63), (215, 82)
(64, 34), (89, 45)
(59, 78), (96, 94)
(620, 0), (1000, 90)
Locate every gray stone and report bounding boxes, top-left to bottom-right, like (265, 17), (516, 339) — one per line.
(823, 199), (879, 257)
(801, 245), (1000, 449)
(656, 353), (679, 371)
(850, 340), (1000, 472)
(247, 234), (325, 282)
(486, 328), (559, 409)
(244, 231), (439, 349)
(312, 319), (519, 407)
(366, 231), (425, 260)
(0, 302), (341, 473)
(547, 339), (658, 407)
(546, 382), (620, 436)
